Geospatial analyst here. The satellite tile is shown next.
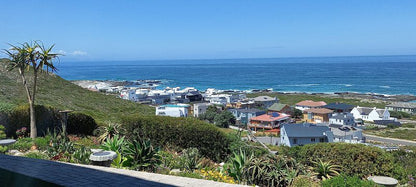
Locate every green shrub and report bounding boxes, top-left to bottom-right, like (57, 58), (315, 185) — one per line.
(390, 149), (416, 183)
(290, 175), (319, 187)
(71, 146), (91, 164)
(123, 115), (232, 162)
(0, 125), (6, 139)
(0, 146), (8, 154)
(8, 137), (34, 151)
(67, 112), (97, 136)
(282, 143), (396, 179)
(389, 110), (411, 119)
(123, 138), (161, 172)
(322, 175), (375, 187)
(24, 152), (49, 160)
(160, 150), (181, 170)
(34, 137), (51, 151)
(402, 123), (416, 128)
(173, 172), (203, 179)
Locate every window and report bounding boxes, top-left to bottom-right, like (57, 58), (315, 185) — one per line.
(311, 138), (315, 142)
(319, 138), (325, 142)
(293, 138), (297, 144)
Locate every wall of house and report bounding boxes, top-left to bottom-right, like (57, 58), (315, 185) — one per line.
(156, 107), (188, 117)
(387, 106), (416, 114)
(280, 127), (291, 147)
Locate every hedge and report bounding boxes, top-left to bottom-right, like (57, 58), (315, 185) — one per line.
(282, 143), (396, 178)
(122, 115), (232, 162)
(3, 104), (97, 137)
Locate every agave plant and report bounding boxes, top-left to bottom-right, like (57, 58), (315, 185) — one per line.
(180, 148), (202, 172)
(100, 134), (126, 153)
(123, 138), (162, 172)
(311, 159), (341, 180)
(95, 122), (124, 143)
(225, 149), (252, 182)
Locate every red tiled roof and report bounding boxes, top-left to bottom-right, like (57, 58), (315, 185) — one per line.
(250, 113), (290, 122)
(304, 108), (333, 114)
(296, 100), (327, 107)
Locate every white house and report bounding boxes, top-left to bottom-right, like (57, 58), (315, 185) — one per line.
(280, 123), (334, 147)
(156, 104), (190, 117)
(329, 113), (355, 126)
(350, 106), (391, 122)
(120, 89), (138, 102)
(193, 103), (213, 117)
(386, 102), (416, 114)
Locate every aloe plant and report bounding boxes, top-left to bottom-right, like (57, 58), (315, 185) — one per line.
(312, 159), (341, 180)
(123, 138), (161, 172)
(225, 149), (251, 182)
(100, 134), (126, 153)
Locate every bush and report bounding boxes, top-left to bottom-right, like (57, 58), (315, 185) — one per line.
(123, 115), (232, 162)
(0, 125), (6, 139)
(24, 152), (49, 160)
(8, 137), (34, 152)
(402, 123), (416, 128)
(322, 175), (375, 187)
(290, 175), (319, 187)
(67, 112), (97, 136)
(389, 110), (411, 119)
(34, 137), (51, 151)
(5, 105), (61, 137)
(282, 143), (396, 179)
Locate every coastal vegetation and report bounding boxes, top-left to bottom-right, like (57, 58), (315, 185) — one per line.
(247, 92), (388, 108)
(0, 58), (154, 124)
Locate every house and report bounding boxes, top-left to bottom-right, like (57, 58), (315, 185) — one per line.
(323, 102), (355, 113)
(120, 89), (138, 102)
(329, 113), (355, 126)
(248, 112), (290, 131)
(268, 103), (292, 115)
(156, 104), (190, 117)
(252, 96), (279, 108)
(295, 100), (327, 111)
(350, 106), (391, 122)
(193, 103), (213, 117)
(303, 108), (334, 123)
(386, 102), (416, 114)
(280, 123), (333, 147)
(204, 94), (241, 105)
(228, 108), (266, 125)
(329, 124), (365, 143)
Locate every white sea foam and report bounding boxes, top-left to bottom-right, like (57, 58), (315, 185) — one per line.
(379, 85), (391, 89)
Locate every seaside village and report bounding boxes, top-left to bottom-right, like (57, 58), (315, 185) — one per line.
(116, 86), (411, 148)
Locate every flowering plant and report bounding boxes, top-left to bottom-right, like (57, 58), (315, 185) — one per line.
(196, 169), (236, 184)
(16, 127), (28, 138)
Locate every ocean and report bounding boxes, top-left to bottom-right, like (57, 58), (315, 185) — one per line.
(56, 55), (416, 95)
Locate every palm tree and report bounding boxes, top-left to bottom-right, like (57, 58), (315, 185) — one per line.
(311, 159), (341, 180)
(3, 41), (60, 139)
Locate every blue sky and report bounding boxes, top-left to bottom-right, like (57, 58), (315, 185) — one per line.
(1, 0), (415, 61)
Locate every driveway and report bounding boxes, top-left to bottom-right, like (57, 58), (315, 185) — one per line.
(364, 134), (416, 146)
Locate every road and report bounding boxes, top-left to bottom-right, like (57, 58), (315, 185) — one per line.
(364, 134), (416, 146)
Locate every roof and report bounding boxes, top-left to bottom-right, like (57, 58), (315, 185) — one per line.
(236, 108), (265, 113)
(282, 123), (330, 138)
(296, 100), (327, 107)
(376, 109), (385, 117)
(355, 107), (374, 115)
(387, 102), (416, 109)
(324, 103), (355, 110)
(250, 112), (290, 122)
(253, 96), (277, 102)
(268, 103), (289, 111)
(304, 108), (333, 114)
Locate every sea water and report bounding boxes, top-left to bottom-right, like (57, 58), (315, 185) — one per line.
(56, 55), (416, 95)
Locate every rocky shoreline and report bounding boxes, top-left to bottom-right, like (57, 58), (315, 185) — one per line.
(71, 80), (416, 103)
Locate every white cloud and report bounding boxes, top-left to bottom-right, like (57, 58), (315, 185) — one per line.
(71, 50), (87, 56)
(57, 50), (67, 55)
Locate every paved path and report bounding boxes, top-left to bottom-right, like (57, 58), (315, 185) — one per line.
(0, 155), (244, 187)
(364, 134), (416, 146)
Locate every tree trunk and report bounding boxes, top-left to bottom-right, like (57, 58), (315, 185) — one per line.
(29, 101), (37, 138)
(19, 69), (37, 139)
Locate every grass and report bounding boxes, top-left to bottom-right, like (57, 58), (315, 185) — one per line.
(364, 124), (416, 141)
(247, 92), (387, 108)
(0, 58), (154, 124)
